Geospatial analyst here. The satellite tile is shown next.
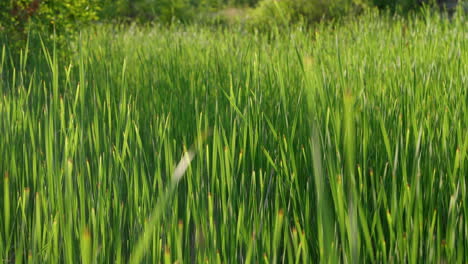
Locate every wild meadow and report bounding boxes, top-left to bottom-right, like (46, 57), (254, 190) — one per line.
(0, 10), (467, 263)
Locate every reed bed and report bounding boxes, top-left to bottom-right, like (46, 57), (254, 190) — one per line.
(0, 11), (467, 263)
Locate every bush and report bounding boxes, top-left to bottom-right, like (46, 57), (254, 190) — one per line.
(246, 0), (370, 30)
(152, 0), (195, 23)
(0, 0), (100, 47)
(291, 0), (370, 23)
(371, 0), (422, 12)
(247, 0), (294, 30)
(99, 0), (197, 23)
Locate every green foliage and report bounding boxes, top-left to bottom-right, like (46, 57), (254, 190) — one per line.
(247, 0), (294, 30)
(98, 0), (130, 19)
(0, 0), (99, 48)
(289, 0), (369, 22)
(99, 0), (198, 23)
(246, 0), (371, 30)
(371, 0), (435, 13)
(151, 0), (195, 22)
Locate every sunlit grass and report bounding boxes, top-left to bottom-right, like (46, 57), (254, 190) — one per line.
(0, 10), (467, 263)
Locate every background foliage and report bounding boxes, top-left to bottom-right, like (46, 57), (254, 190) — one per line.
(0, 0), (452, 36)
(0, 0), (99, 49)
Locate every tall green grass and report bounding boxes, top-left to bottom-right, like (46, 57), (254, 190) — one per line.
(0, 10), (467, 263)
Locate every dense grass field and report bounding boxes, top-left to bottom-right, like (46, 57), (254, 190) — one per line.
(1, 11), (467, 263)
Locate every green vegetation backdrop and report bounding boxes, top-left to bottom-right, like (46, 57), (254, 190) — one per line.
(0, 0), (451, 38)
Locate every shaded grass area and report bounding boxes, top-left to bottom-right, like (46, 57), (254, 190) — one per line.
(0, 11), (467, 263)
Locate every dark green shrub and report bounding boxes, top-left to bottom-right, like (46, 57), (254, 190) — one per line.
(152, 0), (195, 22)
(371, 0), (433, 12)
(289, 0), (370, 23)
(99, 0), (197, 23)
(98, 0), (129, 20)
